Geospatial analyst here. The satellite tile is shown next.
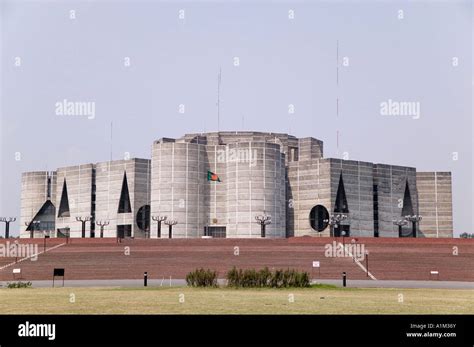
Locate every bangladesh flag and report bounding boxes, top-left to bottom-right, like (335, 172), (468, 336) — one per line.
(207, 170), (221, 182)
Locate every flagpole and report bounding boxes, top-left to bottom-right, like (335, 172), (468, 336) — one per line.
(217, 68), (221, 132)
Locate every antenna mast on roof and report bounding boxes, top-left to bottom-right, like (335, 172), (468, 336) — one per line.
(110, 121), (113, 161)
(217, 67), (221, 132)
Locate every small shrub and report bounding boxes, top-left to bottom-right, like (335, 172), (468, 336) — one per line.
(226, 266), (238, 287)
(225, 267), (310, 288)
(185, 268), (218, 287)
(295, 271), (310, 287)
(257, 267), (271, 287)
(271, 269), (282, 288)
(242, 269), (258, 287)
(6, 281), (32, 289)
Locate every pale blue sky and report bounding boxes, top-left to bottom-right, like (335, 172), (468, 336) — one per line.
(1, 0), (472, 236)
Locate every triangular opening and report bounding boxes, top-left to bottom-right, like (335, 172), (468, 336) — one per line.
(334, 173), (349, 213)
(27, 200), (55, 231)
(118, 172), (132, 213)
(58, 178), (70, 217)
(401, 180), (414, 216)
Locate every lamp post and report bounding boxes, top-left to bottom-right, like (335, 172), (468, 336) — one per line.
(25, 220), (40, 238)
(65, 226), (70, 244)
(324, 213), (348, 237)
(152, 215), (167, 238)
(96, 220), (110, 238)
(76, 216), (91, 238)
(14, 240), (18, 263)
(0, 217), (16, 238)
(393, 219), (408, 238)
(365, 250), (369, 277)
(404, 215), (422, 238)
(341, 230), (346, 247)
(255, 213), (271, 238)
(43, 230), (51, 252)
(164, 219), (177, 239)
(351, 238), (356, 262)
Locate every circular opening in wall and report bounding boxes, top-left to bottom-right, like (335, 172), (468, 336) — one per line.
(136, 205), (150, 231)
(309, 205), (329, 232)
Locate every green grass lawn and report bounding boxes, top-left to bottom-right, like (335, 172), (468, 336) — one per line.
(0, 286), (472, 314)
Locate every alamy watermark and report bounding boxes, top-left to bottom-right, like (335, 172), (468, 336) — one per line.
(55, 99), (95, 119)
(217, 147), (258, 167)
(0, 241), (38, 261)
(324, 241), (366, 261)
(380, 99), (420, 119)
(18, 321), (55, 340)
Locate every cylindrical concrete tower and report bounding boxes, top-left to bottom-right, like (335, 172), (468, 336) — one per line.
(151, 138), (286, 238)
(226, 142), (286, 238)
(151, 141), (207, 238)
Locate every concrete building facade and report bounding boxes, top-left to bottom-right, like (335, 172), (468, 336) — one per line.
(95, 158), (151, 238)
(20, 171), (56, 238)
(19, 131), (453, 238)
(21, 159), (150, 238)
(55, 164), (94, 238)
(416, 172), (453, 238)
(151, 137), (286, 238)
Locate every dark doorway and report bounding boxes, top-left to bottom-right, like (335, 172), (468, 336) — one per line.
(57, 228), (70, 238)
(117, 225), (132, 238)
(204, 226), (226, 238)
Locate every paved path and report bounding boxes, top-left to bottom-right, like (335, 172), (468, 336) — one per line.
(1, 278), (472, 289)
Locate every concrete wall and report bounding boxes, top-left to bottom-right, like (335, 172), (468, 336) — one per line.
(132, 159), (152, 237)
(95, 159), (151, 238)
(19, 131), (453, 239)
(417, 172), (453, 238)
(204, 144), (227, 235)
(151, 142), (208, 238)
(151, 139), (286, 238)
(288, 159), (420, 238)
(287, 159), (331, 237)
(329, 159), (375, 237)
(373, 164), (418, 237)
(20, 171), (56, 238)
(226, 142), (286, 238)
(180, 132), (314, 166)
(298, 137), (324, 161)
(55, 164), (94, 238)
